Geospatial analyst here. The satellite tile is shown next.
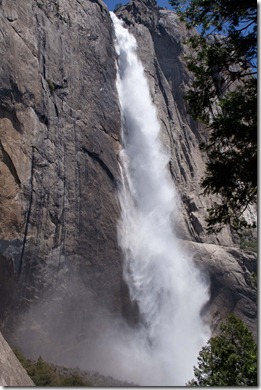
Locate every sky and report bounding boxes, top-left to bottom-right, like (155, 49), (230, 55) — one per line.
(104, 0), (173, 11)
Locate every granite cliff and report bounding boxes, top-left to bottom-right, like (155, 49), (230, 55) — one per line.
(0, 331), (34, 386)
(0, 0), (257, 378)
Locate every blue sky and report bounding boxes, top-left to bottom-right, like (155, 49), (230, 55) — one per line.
(104, 0), (173, 11)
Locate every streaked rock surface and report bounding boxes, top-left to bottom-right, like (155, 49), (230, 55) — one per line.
(0, 331), (34, 386)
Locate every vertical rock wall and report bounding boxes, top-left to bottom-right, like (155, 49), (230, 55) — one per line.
(0, 0), (257, 365)
(0, 332), (34, 386)
(0, 0), (133, 349)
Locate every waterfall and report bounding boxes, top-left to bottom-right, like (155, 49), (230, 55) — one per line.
(110, 13), (210, 386)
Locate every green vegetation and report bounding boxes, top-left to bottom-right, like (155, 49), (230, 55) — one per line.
(170, 0), (257, 233)
(187, 314), (257, 386)
(47, 79), (56, 94)
(250, 271), (257, 289)
(13, 349), (91, 386)
(47, 78), (68, 94)
(57, 374), (88, 386)
(240, 237), (258, 253)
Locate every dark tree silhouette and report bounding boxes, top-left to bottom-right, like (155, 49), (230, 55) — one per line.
(170, 0), (257, 233)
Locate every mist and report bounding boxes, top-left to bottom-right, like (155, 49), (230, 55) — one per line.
(9, 13), (210, 388)
(108, 13), (211, 385)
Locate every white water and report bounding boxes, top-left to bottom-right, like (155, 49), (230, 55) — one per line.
(110, 13), (210, 386)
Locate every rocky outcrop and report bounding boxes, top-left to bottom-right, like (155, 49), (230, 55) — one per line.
(0, 332), (34, 386)
(0, 0), (257, 374)
(185, 242), (257, 338)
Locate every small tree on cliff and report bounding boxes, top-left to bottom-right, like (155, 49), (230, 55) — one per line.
(187, 314), (257, 386)
(169, 0), (257, 233)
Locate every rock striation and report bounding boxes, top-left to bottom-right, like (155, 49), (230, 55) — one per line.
(0, 331), (34, 386)
(0, 0), (127, 322)
(187, 242), (257, 338)
(0, 0), (257, 375)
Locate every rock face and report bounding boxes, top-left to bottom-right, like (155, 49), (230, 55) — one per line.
(0, 0), (126, 321)
(0, 332), (34, 386)
(0, 0), (137, 363)
(0, 0), (257, 373)
(186, 242), (257, 338)
(115, 0), (257, 335)
(116, 0), (234, 246)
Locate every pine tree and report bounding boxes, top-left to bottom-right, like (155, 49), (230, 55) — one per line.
(170, 0), (257, 233)
(187, 314), (257, 386)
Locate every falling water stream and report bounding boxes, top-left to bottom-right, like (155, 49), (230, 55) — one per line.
(110, 13), (210, 385)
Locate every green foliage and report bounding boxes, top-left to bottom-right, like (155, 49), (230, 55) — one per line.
(250, 272), (257, 288)
(170, 0), (257, 233)
(201, 78), (257, 232)
(240, 237), (258, 253)
(57, 373), (89, 386)
(187, 314), (257, 386)
(13, 348), (32, 370)
(29, 356), (60, 386)
(13, 350), (91, 386)
(47, 79), (55, 94)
